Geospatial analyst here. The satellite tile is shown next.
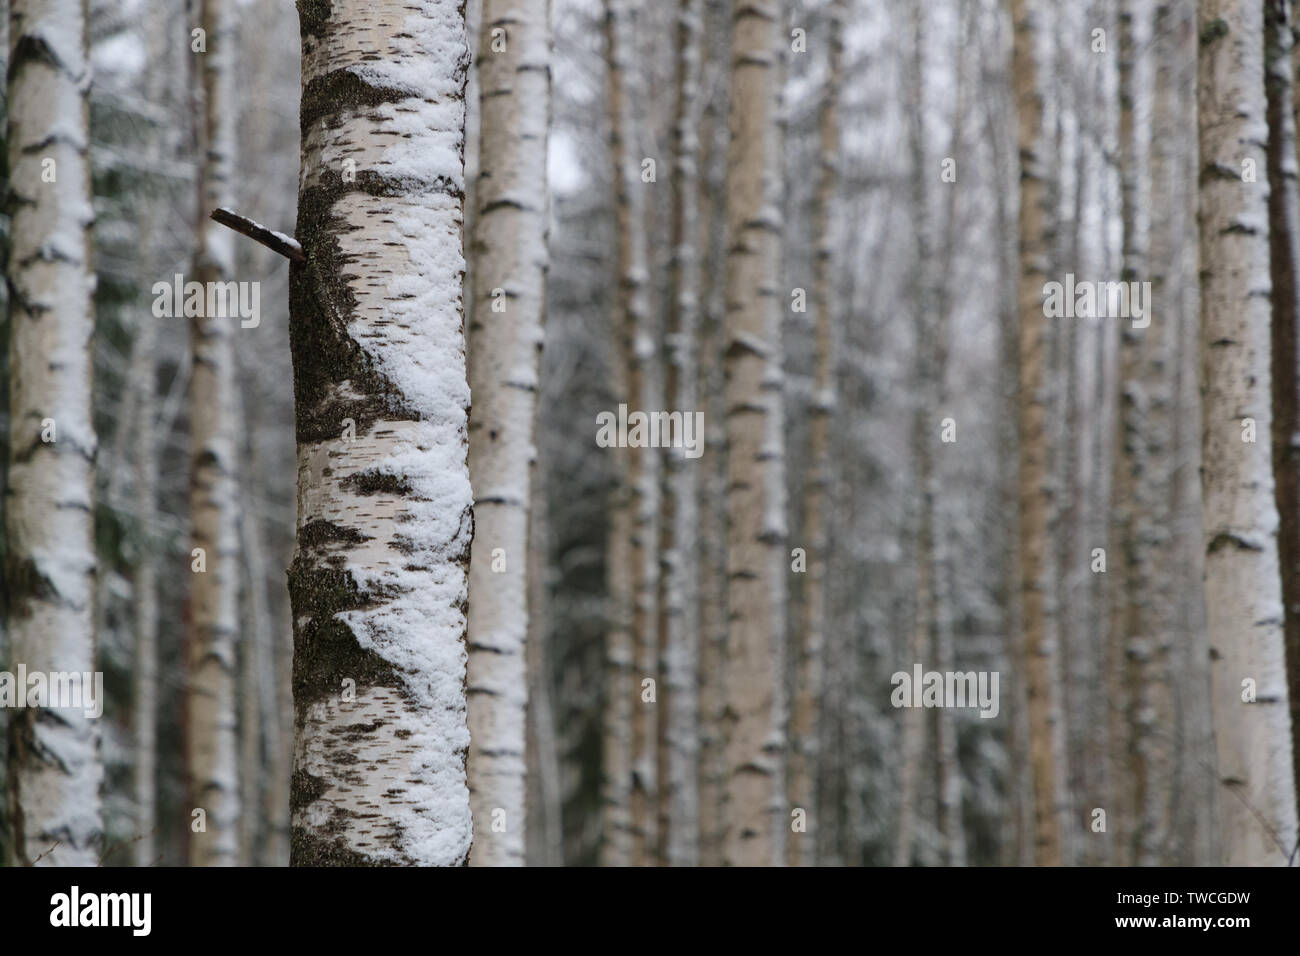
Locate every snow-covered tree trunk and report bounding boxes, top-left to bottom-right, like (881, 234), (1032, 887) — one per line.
(721, 0), (788, 868)
(188, 0), (241, 867)
(600, 0), (660, 866)
(466, 0), (550, 868)
(1198, 0), (1300, 865)
(288, 0), (474, 867)
(788, 0), (843, 869)
(1010, 0), (1067, 867)
(654, 0), (702, 869)
(3, 0), (100, 867)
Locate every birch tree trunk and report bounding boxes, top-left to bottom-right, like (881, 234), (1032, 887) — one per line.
(1267, 0), (1300, 823)
(931, 2), (975, 867)
(1009, 0), (1067, 866)
(788, 0), (844, 869)
(1134, 0), (1176, 866)
(239, 499), (279, 864)
(721, 0), (787, 867)
(288, 0), (474, 867)
(1110, 0), (1158, 866)
(601, 0), (660, 866)
(694, 0), (731, 866)
(466, 0), (550, 868)
(1198, 0), (1300, 865)
(895, 7), (934, 868)
(3, 0), (101, 867)
(130, 308), (160, 868)
(656, 0), (702, 869)
(188, 0), (241, 867)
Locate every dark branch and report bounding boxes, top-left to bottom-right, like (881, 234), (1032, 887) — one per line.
(210, 207), (306, 263)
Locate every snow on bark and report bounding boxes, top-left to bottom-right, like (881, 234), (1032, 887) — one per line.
(289, 0), (475, 867)
(466, 0), (550, 867)
(189, 0), (241, 868)
(1198, 0), (1300, 865)
(4, 0), (102, 866)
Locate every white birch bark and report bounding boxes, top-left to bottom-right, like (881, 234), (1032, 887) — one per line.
(188, 0), (241, 867)
(721, 0), (788, 867)
(4, 0), (101, 867)
(466, 0), (550, 867)
(288, 0), (474, 867)
(655, 0), (702, 869)
(1198, 0), (1300, 865)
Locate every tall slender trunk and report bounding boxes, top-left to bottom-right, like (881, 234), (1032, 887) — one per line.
(188, 0), (241, 867)
(694, 0), (731, 867)
(1009, 0), (1067, 866)
(1198, 0), (1300, 865)
(131, 358), (159, 865)
(721, 0), (787, 867)
(986, 69), (1034, 866)
(466, 0), (551, 868)
(1133, 0), (1176, 866)
(288, 0), (474, 867)
(601, 0), (660, 866)
(1268, 0), (1300, 829)
(525, 459), (563, 865)
(788, 0), (844, 869)
(656, 0), (702, 868)
(239, 499), (279, 864)
(896, 7), (935, 869)
(1110, 0), (1159, 866)
(932, 1), (976, 867)
(3, 0), (101, 867)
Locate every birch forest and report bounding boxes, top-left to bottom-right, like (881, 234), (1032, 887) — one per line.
(3, 0), (1300, 870)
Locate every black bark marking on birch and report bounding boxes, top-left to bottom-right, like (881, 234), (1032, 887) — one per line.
(4, 556), (58, 617)
(341, 470), (413, 496)
(8, 34), (69, 78)
(298, 518), (371, 549)
(290, 169), (422, 445)
(288, 564), (404, 704)
(296, 0), (330, 37)
(299, 70), (424, 133)
(1200, 17), (1229, 45)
